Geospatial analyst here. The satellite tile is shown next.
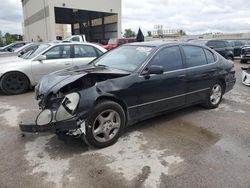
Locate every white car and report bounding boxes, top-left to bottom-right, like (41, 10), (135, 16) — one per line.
(242, 66), (250, 86)
(0, 42), (107, 94)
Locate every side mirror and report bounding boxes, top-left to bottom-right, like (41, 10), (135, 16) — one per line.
(142, 65), (164, 76)
(208, 46), (214, 49)
(36, 55), (47, 61)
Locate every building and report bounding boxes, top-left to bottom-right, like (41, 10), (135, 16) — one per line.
(55, 24), (68, 40)
(21, 0), (121, 42)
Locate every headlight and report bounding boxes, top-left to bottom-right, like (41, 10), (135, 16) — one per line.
(55, 92), (80, 121)
(36, 109), (53, 126)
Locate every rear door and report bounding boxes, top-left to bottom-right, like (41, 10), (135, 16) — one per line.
(72, 44), (100, 66)
(181, 45), (217, 104)
(31, 45), (72, 83)
(135, 46), (187, 118)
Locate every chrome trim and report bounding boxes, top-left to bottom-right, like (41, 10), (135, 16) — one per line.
(128, 87), (210, 109)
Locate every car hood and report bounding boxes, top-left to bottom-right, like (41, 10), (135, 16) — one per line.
(37, 64), (131, 96)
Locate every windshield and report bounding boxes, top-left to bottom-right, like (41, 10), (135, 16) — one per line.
(23, 44), (50, 59)
(93, 45), (154, 72)
(108, 38), (117, 45)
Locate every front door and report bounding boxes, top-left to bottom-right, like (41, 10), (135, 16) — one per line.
(32, 45), (72, 83)
(134, 46), (187, 119)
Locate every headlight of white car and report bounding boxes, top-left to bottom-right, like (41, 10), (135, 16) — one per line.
(55, 92), (80, 122)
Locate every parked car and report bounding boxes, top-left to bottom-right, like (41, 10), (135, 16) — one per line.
(240, 45), (250, 63)
(229, 40), (247, 57)
(0, 43), (39, 58)
(0, 42), (107, 95)
(63, 35), (87, 42)
(102, 38), (136, 50)
(190, 39), (234, 60)
(19, 42), (236, 148)
(0, 42), (28, 53)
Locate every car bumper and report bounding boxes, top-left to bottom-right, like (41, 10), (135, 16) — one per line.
(225, 79), (236, 93)
(242, 70), (250, 86)
(19, 118), (79, 133)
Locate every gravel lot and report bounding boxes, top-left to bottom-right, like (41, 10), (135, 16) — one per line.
(0, 60), (250, 188)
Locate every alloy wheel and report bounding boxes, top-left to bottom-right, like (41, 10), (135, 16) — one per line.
(92, 109), (121, 143)
(210, 84), (222, 105)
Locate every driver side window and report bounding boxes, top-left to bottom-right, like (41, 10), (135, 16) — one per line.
(150, 46), (183, 72)
(44, 45), (71, 59)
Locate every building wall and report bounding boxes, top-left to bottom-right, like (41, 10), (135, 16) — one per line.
(22, 0), (121, 42)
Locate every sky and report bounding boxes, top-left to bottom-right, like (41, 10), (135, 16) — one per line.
(1, 0), (250, 36)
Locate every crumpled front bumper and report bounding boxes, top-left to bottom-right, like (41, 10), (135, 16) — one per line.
(19, 118), (79, 133)
(242, 69), (250, 86)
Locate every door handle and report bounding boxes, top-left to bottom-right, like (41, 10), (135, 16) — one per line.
(64, 63), (70, 65)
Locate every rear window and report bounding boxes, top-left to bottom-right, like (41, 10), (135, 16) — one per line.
(204, 49), (216, 64)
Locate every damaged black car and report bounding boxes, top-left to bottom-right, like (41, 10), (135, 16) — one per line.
(20, 42), (236, 148)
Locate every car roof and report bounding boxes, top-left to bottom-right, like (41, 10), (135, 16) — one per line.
(126, 41), (211, 48)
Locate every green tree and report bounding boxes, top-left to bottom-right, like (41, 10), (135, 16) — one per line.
(5, 33), (15, 44)
(0, 38), (3, 47)
(147, 31), (152, 37)
(123, 29), (136, 38)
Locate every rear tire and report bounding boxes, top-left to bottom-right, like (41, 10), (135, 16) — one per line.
(83, 100), (125, 148)
(203, 82), (223, 109)
(0, 72), (29, 95)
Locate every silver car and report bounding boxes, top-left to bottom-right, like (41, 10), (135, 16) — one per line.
(0, 42), (107, 94)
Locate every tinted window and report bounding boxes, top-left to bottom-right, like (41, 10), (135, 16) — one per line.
(74, 45), (97, 58)
(183, 46), (207, 67)
(44, 45), (71, 59)
(151, 46), (183, 71)
(204, 49), (215, 64)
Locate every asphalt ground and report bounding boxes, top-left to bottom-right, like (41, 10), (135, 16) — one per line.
(0, 59), (249, 188)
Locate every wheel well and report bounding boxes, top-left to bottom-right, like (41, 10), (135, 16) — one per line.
(95, 96), (128, 122)
(0, 71), (31, 88)
(218, 79), (226, 94)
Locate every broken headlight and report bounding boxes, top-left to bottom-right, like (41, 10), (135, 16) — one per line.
(36, 109), (53, 126)
(55, 92), (80, 122)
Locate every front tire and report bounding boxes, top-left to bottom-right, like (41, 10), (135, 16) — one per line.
(203, 82), (223, 109)
(0, 72), (29, 95)
(84, 100), (125, 148)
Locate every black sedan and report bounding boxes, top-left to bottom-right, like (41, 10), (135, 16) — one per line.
(20, 42), (236, 148)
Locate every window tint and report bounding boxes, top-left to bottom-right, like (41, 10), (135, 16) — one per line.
(204, 49), (215, 64)
(151, 46), (183, 71)
(183, 46), (207, 67)
(74, 45), (97, 58)
(44, 45), (71, 59)
(71, 37), (80, 41)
